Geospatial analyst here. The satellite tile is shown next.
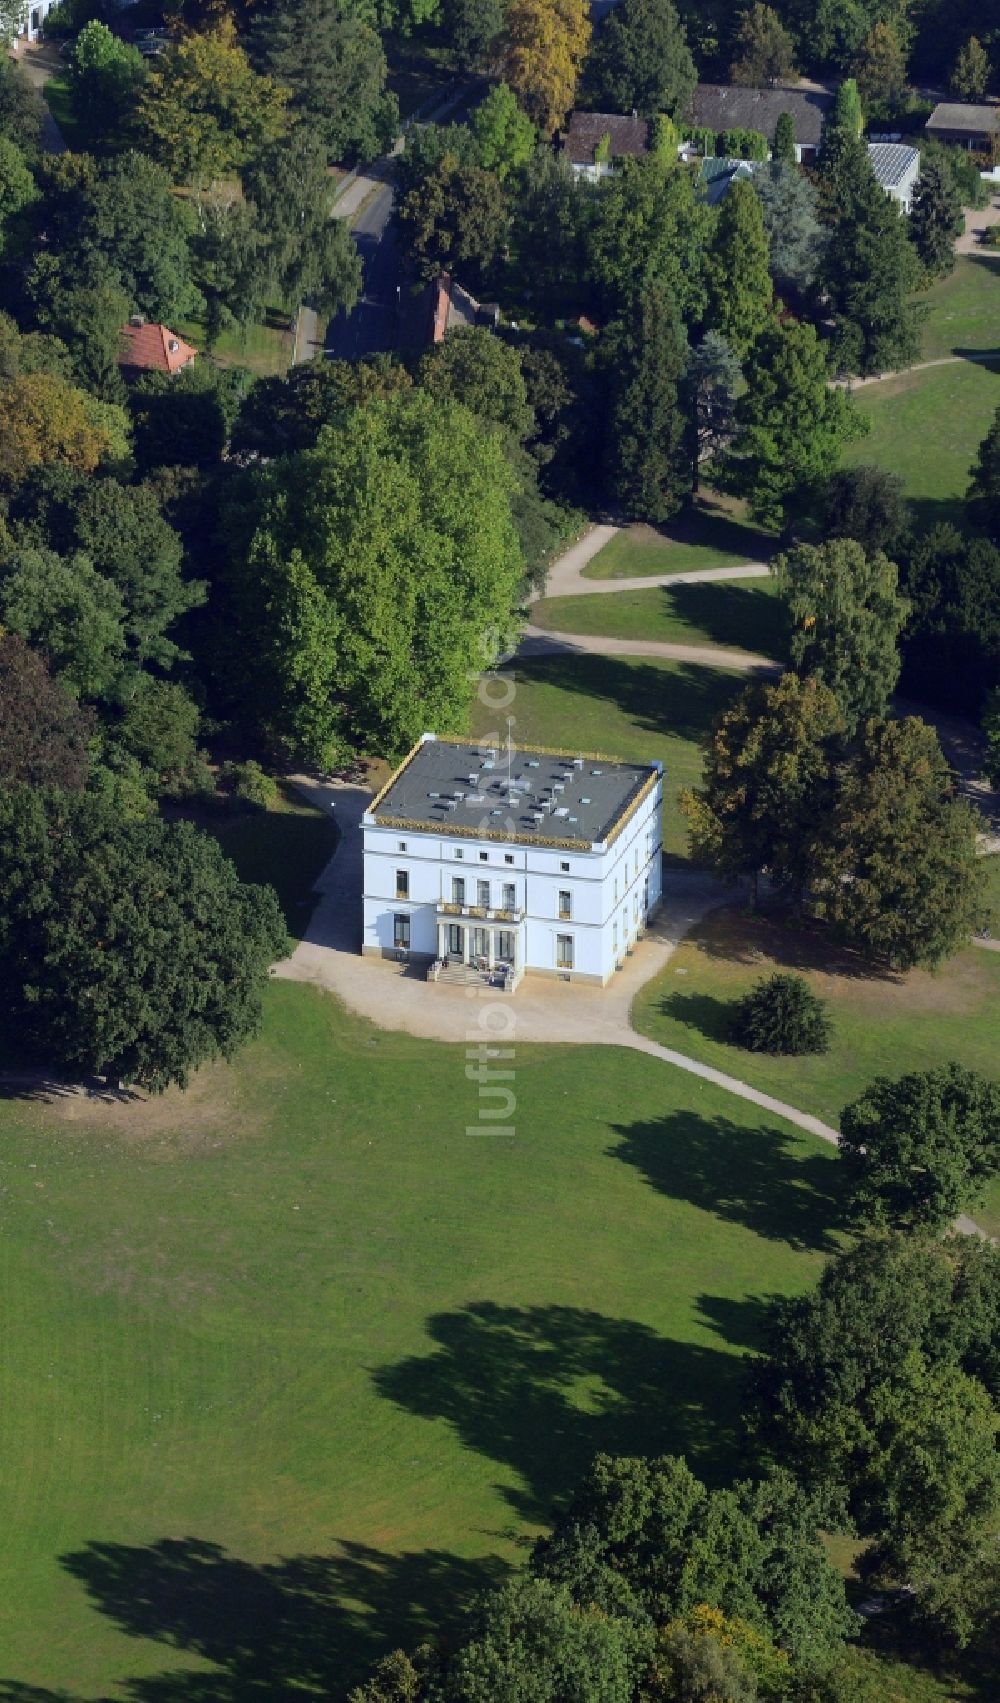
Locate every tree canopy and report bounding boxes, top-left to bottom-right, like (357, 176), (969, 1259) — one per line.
(0, 786), (287, 1091)
(504, 0), (591, 133)
(584, 0), (696, 120)
(136, 18), (289, 185)
(220, 387), (523, 762)
(774, 538), (910, 732)
(840, 1066), (1000, 1232)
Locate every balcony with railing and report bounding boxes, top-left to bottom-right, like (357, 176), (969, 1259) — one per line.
(436, 899), (525, 923)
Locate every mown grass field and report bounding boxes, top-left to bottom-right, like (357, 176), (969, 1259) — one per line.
(632, 898), (1000, 1231)
(582, 503), (773, 581)
(920, 253), (1000, 361)
(842, 357), (1000, 530)
(0, 983), (839, 1698)
(531, 575), (787, 659)
(471, 653), (746, 862)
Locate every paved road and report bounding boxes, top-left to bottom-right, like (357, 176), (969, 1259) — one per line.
(326, 177), (400, 362)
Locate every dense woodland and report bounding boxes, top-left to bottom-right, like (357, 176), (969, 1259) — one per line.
(1, 0), (1000, 1690)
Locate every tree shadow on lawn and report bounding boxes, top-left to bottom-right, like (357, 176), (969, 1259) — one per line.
(664, 581), (788, 660)
(654, 500), (774, 561)
(0, 1536), (510, 1702)
(509, 653), (745, 748)
(684, 905), (901, 984)
(608, 1110), (841, 1254)
(373, 1301), (748, 1524)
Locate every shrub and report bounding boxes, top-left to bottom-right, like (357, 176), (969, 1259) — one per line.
(730, 972), (831, 1055)
(222, 758), (279, 811)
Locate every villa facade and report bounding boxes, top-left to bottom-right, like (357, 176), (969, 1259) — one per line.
(362, 734), (664, 986)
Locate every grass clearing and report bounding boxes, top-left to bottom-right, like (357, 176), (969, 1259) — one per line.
(471, 653), (746, 862)
(41, 69), (85, 151)
(632, 903), (1000, 1200)
(582, 503), (773, 581)
(532, 576), (786, 659)
(919, 253), (1000, 361)
(0, 981), (838, 1697)
(842, 357), (1000, 529)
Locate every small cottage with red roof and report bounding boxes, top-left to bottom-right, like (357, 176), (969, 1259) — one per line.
(119, 319), (197, 377)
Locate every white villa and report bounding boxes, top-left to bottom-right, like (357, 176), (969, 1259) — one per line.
(362, 734), (664, 987)
(13, 0), (57, 41)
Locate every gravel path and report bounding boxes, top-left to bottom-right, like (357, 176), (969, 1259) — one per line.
(537, 524), (772, 599)
(518, 623), (780, 674)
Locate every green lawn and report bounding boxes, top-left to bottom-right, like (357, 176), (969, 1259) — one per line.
(471, 653), (747, 862)
(842, 357), (1000, 530)
(582, 504), (773, 581)
(632, 902), (1000, 1230)
(0, 983), (838, 1697)
(531, 576), (786, 660)
(919, 253), (1000, 361)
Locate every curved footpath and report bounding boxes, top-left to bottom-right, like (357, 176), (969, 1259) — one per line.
(274, 522), (998, 1241)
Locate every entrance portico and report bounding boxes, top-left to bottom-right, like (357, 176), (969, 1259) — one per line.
(436, 916), (522, 975)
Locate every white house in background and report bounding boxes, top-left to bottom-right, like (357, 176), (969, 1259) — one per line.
(15, 0), (57, 41)
(867, 141), (921, 212)
(362, 734), (664, 987)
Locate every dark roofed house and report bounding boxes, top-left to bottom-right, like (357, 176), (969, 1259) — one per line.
(688, 84), (833, 164)
(925, 102), (1000, 152)
(565, 110), (650, 178)
(119, 319), (197, 376)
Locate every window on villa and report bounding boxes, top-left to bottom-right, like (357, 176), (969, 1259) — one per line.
(479, 851), (488, 862)
(398, 841), (407, 852)
(452, 877), (465, 904)
(558, 889), (572, 920)
(477, 880), (490, 908)
(454, 848), (464, 859)
(560, 861), (570, 873)
(503, 883), (516, 911)
(395, 869), (409, 899)
(556, 934), (574, 970)
(505, 854), (514, 865)
(393, 914), (410, 949)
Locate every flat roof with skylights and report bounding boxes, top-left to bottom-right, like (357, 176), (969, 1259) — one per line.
(369, 735), (660, 848)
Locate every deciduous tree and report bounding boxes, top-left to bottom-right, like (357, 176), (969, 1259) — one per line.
(681, 672), (844, 902)
(0, 372), (125, 491)
(0, 634), (95, 791)
(0, 786), (287, 1091)
(221, 389), (523, 760)
(245, 125), (362, 314)
(136, 18), (289, 185)
(471, 82), (535, 180)
(840, 1065), (1000, 1232)
(504, 0), (591, 134)
(0, 55), (46, 149)
(586, 152), (713, 323)
(822, 464), (910, 557)
(253, 0), (398, 163)
(419, 326), (534, 439)
(811, 715), (983, 969)
(397, 154), (510, 287)
(584, 0), (696, 119)
(0, 545), (126, 698)
(442, 1577), (637, 1701)
(68, 19), (145, 141)
(730, 4), (796, 87)
(774, 538), (909, 732)
(441, 0), (505, 70)
(852, 21), (908, 110)
(773, 109), (796, 163)
(0, 136), (37, 252)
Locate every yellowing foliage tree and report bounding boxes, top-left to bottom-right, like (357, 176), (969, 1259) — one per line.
(505, 0), (591, 133)
(0, 373), (127, 490)
(136, 18), (289, 185)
